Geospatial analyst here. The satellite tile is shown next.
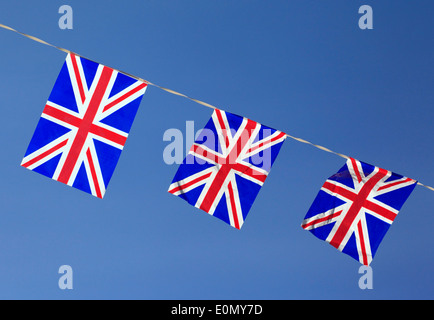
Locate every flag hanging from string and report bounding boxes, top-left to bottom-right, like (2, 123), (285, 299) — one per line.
(168, 109), (287, 229)
(301, 158), (417, 265)
(21, 53), (147, 198)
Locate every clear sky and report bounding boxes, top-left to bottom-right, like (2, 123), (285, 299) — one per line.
(0, 0), (433, 299)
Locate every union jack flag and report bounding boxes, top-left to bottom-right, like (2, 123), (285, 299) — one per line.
(301, 158), (417, 265)
(168, 109), (286, 229)
(21, 53), (147, 198)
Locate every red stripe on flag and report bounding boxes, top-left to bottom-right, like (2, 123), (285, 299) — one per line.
(169, 172), (212, 194)
(200, 166), (231, 213)
(22, 139), (68, 168)
(302, 210), (343, 229)
(191, 144), (226, 165)
(215, 109), (230, 148)
(357, 220), (368, 266)
(247, 132), (286, 154)
(322, 182), (357, 201)
(86, 148), (102, 199)
(377, 178), (413, 191)
(70, 54), (86, 104)
(58, 66), (114, 185)
(43, 105), (82, 127)
(199, 119), (258, 213)
(363, 200), (397, 222)
(228, 181), (240, 229)
(232, 163), (267, 183)
(350, 158), (363, 183)
(103, 83), (147, 112)
(329, 169), (388, 249)
(89, 124), (127, 146)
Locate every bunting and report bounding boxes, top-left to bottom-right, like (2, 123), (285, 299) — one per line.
(301, 158), (417, 265)
(0, 23), (432, 266)
(21, 53), (147, 198)
(168, 109), (286, 229)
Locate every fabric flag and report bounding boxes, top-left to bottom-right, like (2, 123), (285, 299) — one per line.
(301, 158), (417, 265)
(21, 53), (147, 198)
(168, 109), (286, 229)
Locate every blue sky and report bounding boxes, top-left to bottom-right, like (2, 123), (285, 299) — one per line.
(0, 0), (433, 299)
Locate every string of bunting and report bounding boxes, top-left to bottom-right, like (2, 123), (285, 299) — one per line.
(2, 23), (431, 191)
(2, 22), (433, 266)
